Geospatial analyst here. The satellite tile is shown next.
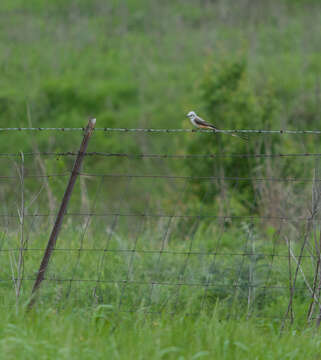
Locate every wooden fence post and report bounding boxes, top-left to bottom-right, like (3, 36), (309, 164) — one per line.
(27, 118), (96, 310)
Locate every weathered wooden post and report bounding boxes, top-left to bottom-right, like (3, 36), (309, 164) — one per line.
(28, 118), (96, 310)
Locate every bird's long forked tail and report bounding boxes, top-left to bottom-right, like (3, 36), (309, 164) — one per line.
(206, 123), (248, 141)
(230, 132), (249, 141)
(210, 126), (249, 141)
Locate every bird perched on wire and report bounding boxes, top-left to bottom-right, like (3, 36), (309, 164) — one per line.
(186, 111), (248, 141)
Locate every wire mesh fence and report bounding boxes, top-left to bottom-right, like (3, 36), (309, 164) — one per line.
(2, 125), (321, 324)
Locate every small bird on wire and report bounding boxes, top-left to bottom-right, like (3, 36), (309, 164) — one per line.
(186, 111), (248, 141)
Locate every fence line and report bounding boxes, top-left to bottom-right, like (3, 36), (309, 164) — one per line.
(0, 212), (319, 222)
(0, 248), (315, 258)
(1, 127), (321, 134)
(2, 126), (321, 324)
(2, 151), (321, 158)
(2, 171), (321, 182)
(78, 173), (321, 182)
(1, 277), (318, 292)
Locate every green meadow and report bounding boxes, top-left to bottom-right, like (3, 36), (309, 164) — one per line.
(1, 0), (321, 358)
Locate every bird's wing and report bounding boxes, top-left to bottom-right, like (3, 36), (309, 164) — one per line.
(194, 117), (218, 130)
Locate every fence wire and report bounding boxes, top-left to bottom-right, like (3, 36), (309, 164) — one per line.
(2, 127), (321, 324)
(2, 127), (321, 134)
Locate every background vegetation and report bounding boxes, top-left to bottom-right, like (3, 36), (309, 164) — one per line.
(1, 0), (321, 358)
(1, 0), (321, 211)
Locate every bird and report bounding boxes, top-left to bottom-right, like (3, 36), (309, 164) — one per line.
(186, 111), (248, 140)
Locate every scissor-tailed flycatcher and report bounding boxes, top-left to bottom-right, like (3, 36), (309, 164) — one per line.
(186, 111), (248, 140)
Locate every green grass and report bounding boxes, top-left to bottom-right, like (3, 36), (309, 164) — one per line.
(1, 221), (320, 359)
(2, 1), (321, 357)
(1, 306), (321, 360)
(1, 221), (315, 315)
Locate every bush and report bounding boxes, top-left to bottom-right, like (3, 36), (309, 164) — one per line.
(186, 58), (281, 216)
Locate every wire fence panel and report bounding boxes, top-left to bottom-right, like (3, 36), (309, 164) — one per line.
(1, 127), (321, 324)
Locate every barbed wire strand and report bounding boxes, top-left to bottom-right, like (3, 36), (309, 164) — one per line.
(3, 171), (321, 183)
(0, 301), (309, 320)
(0, 212), (318, 222)
(3, 151), (321, 159)
(0, 276), (316, 291)
(1, 127), (321, 134)
(79, 172), (321, 183)
(0, 248), (314, 258)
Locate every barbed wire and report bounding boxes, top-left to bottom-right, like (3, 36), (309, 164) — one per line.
(2, 130), (321, 322)
(0, 277), (313, 290)
(1, 127), (321, 134)
(0, 212), (317, 222)
(0, 247), (313, 258)
(79, 172), (321, 183)
(1, 171), (320, 182)
(0, 303), (298, 320)
(2, 151), (321, 159)
(1, 170), (320, 183)
(0, 173), (69, 179)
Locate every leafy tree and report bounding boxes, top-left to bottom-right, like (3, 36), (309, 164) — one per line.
(186, 58), (280, 216)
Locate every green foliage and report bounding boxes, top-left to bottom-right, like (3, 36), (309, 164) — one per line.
(186, 59), (280, 214)
(1, 1), (321, 352)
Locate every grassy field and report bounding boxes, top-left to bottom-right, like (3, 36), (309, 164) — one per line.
(1, 306), (321, 359)
(2, 0), (321, 358)
(1, 219), (321, 359)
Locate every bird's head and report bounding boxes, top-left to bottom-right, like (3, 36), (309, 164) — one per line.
(187, 111), (197, 119)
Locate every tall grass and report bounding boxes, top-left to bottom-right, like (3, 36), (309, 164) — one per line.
(1, 305), (321, 359)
